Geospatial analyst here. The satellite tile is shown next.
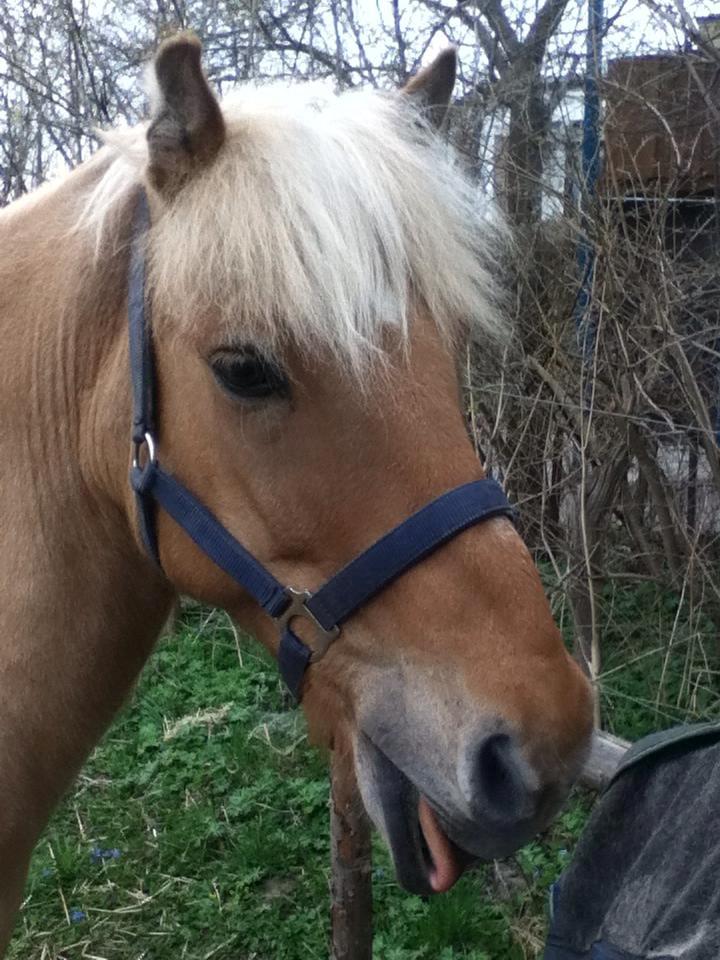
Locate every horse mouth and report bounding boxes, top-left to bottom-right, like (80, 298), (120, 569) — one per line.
(355, 734), (475, 895)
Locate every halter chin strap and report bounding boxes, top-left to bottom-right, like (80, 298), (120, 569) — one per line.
(128, 191), (515, 700)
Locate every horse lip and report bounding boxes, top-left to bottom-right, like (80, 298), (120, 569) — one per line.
(356, 733), (473, 896)
(356, 732), (563, 881)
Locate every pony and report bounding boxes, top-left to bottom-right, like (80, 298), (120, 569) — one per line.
(0, 33), (592, 952)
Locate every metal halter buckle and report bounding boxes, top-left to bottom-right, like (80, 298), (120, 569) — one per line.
(275, 587), (341, 662)
(132, 431), (157, 470)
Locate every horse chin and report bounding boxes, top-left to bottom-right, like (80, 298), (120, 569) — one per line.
(354, 733), (475, 896)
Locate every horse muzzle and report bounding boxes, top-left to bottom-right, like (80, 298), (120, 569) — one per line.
(354, 727), (574, 895)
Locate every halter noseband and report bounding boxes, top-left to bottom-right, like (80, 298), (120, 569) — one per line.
(128, 192), (515, 700)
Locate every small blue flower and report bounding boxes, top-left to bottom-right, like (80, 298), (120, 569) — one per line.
(372, 867), (386, 880)
(69, 909), (86, 924)
(90, 846), (122, 863)
(41, 867), (55, 879)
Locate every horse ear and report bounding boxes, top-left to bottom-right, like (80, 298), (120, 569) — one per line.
(147, 33), (225, 195)
(401, 48), (457, 128)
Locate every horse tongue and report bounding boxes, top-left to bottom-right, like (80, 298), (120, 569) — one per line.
(418, 796), (462, 893)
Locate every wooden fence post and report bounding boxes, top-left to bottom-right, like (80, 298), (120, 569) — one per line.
(330, 750), (373, 960)
(579, 730), (630, 791)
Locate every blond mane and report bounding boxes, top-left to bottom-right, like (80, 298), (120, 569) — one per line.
(79, 82), (505, 373)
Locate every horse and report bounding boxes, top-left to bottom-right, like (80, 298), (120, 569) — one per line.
(0, 32), (593, 952)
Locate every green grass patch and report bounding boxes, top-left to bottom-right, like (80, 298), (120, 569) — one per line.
(542, 562), (720, 741)
(597, 580), (720, 739)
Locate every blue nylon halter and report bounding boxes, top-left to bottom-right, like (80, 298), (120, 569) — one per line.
(128, 191), (515, 700)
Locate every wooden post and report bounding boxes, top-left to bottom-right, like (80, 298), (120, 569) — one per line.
(579, 730), (630, 791)
(330, 750), (373, 960)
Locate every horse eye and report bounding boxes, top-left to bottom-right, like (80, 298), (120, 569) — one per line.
(210, 348), (289, 400)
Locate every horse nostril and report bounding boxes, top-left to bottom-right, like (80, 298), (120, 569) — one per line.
(473, 732), (538, 823)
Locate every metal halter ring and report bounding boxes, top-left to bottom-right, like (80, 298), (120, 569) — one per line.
(275, 588), (341, 662)
(132, 431), (157, 470)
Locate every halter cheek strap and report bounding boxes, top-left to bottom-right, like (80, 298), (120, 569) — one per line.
(128, 192), (516, 700)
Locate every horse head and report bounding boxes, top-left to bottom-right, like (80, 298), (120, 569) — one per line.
(99, 35), (593, 895)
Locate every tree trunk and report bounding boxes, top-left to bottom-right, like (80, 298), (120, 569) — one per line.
(505, 70), (549, 231)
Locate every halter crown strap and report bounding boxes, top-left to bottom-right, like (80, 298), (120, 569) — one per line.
(127, 192), (516, 700)
(128, 191), (160, 562)
(128, 191), (154, 444)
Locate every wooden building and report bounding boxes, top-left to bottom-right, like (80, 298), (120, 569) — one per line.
(602, 52), (719, 197)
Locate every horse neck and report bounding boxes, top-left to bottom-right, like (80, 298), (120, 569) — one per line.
(0, 162), (174, 830)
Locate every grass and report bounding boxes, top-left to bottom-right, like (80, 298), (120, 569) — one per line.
(543, 567), (720, 742)
(10, 580), (719, 959)
(8, 603), (592, 960)
(597, 579), (720, 739)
